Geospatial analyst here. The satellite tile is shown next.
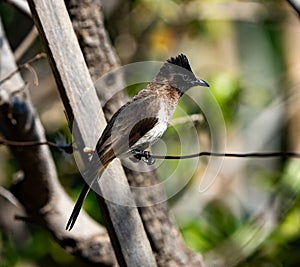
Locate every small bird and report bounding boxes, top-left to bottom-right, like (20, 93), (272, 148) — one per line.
(66, 54), (209, 231)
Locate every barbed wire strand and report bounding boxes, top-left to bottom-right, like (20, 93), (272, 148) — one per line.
(1, 53), (299, 160)
(0, 138), (73, 154)
(1, 138), (299, 159)
(151, 151), (300, 159)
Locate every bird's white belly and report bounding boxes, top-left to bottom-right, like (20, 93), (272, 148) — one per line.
(132, 121), (168, 149)
(131, 100), (172, 149)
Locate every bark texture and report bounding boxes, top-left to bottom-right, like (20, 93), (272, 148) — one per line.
(65, 0), (205, 266)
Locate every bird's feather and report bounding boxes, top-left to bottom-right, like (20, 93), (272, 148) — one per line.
(66, 95), (160, 230)
(66, 54), (204, 231)
(167, 54), (192, 72)
(96, 95), (161, 161)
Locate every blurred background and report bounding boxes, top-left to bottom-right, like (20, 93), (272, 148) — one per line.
(0, 0), (300, 266)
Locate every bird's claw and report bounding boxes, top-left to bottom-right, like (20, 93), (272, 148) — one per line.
(130, 149), (155, 165)
(129, 149), (143, 162)
(142, 151), (155, 165)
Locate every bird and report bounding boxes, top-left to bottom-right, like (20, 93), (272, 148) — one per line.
(66, 54), (209, 231)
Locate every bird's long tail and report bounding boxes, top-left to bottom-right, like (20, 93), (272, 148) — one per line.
(66, 183), (90, 231)
(66, 164), (106, 231)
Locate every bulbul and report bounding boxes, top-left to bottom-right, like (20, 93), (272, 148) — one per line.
(66, 54), (209, 231)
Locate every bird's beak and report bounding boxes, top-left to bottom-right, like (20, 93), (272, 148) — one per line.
(193, 78), (209, 87)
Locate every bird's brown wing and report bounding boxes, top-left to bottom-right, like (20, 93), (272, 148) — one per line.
(67, 93), (160, 231)
(95, 94), (160, 165)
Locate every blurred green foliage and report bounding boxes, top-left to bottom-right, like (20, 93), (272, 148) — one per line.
(0, 229), (79, 267)
(181, 201), (246, 252)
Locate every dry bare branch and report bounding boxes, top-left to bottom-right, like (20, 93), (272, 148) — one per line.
(14, 26), (39, 61)
(0, 16), (116, 266)
(65, 0), (205, 265)
(27, 0), (156, 265)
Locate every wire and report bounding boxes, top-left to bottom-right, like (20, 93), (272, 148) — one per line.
(150, 151), (300, 160)
(1, 138), (300, 159)
(0, 138), (74, 154)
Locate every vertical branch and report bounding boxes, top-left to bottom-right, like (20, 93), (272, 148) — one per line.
(26, 0), (156, 266)
(0, 16), (116, 265)
(65, 0), (205, 266)
(66, 0), (127, 120)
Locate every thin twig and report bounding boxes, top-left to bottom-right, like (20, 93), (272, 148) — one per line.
(14, 214), (35, 224)
(0, 53), (46, 86)
(170, 114), (204, 127)
(5, 0), (30, 15)
(14, 27), (39, 61)
(0, 186), (20, 207)
(23, 62), (39, 85)
(286, 0), (300, 18)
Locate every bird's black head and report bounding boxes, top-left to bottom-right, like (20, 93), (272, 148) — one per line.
(155, 54), (209, 94)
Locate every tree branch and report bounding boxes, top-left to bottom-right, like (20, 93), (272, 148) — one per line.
(5, 0), (30, 14)
(0, 15), (116, 266)
(65, 0), (205, 266)
(286, 0), (300, 17)
(0, 53), (46, 86)
(14, 26), (39, 61)
(26, 0), (156, 266)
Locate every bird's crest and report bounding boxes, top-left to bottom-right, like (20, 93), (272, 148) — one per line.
(167, 54), (192, 72)
(154, 53), (196, 91)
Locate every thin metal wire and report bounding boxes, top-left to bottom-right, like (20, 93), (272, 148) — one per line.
(0, 138), (74, 154)
(1, 138), (300, 159)
(151, 151), (300, 160)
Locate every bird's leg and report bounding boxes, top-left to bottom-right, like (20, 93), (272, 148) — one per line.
(142, 151), (155, 165)
(129, 149), (155, 165)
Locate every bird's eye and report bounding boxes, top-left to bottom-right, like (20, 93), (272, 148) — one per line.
(183, 74), (189, 81)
